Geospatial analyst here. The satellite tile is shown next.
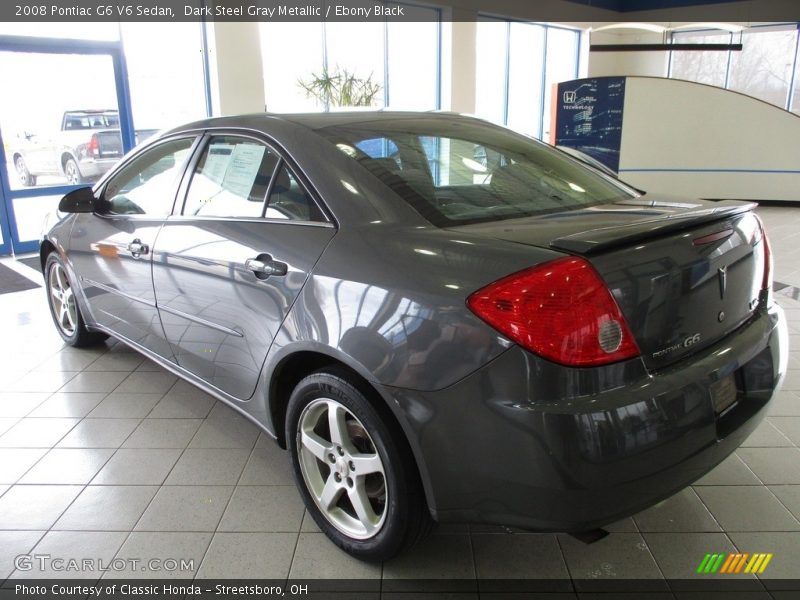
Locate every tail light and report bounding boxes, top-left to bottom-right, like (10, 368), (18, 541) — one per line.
(760, 224), (773, 293)
(753, 214), (774, 305)
(467, 256), (640, 367)
(87, 134), (99, 156)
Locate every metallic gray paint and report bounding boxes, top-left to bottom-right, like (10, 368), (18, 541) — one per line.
(42, 111), (788, 531)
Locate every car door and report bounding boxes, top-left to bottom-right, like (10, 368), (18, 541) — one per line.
(152, 133), (336, 400)
(68, 135), (199, 358)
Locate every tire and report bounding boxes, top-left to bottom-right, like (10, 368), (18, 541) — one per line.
(64, 158), (83, 185)
(44, 253), (107, 347)
(15, 156), (36, 187)
(286, 368), (431, 561)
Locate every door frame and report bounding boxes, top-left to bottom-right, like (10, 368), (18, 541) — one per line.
(0, 34), (135, 255)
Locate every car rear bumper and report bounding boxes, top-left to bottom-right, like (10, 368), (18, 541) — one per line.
(77, 157), (118, 179)
(380, 302), (788, 530)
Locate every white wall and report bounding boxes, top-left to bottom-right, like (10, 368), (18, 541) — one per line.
(618, 77), (800, 202)
(588, 31), (669, 78)
(207, 22), (266, 116)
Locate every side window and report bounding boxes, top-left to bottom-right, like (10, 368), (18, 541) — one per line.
(266, 164), (326, 222)
(103, 138), (194, 216)
(183, 136), (279, 218)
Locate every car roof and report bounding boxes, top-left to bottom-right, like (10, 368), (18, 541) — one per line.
(165, 110), (482, 136)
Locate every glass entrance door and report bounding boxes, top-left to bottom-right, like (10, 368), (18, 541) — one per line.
(0, 37), (134, 255)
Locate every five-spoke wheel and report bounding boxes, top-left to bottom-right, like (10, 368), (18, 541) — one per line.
(48, 260), (78, 337)
(287, 369), (431, 561)
(44, 253), (107, 347)
(298, 398), (388, 539)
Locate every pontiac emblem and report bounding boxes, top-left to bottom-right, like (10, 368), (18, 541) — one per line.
(717, 266), (728, 300)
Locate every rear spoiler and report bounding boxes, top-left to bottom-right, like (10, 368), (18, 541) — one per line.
(550, 201), (757, 255)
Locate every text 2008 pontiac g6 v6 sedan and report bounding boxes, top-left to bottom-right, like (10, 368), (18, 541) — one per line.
(42, 112), (787, 560)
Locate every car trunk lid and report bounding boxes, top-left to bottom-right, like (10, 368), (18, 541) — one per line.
(449, 196), (767, 371)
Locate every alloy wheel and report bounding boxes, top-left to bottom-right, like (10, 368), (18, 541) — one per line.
(65, 160), (80, 185)
(48, 262), (78, 336)
(15, 157), (30, 186)
(297, 397), (388, 539)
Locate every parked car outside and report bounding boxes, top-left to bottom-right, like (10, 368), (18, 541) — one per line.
(41, 112), (787, 561)
(12, 109), (157, 186)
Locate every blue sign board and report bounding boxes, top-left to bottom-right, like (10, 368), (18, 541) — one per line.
(554, 77), (626, 173)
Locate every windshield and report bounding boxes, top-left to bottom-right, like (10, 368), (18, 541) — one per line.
(320, 119), (638, 227)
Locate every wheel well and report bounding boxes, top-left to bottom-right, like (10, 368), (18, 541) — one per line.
(269, 352), (341, 448)
(12, 152), (22, 163)
(269, 352), (400, 451)
(40, 240), (57, 272)
(269, 350), (431, 512)
(61, 153), (75, 170)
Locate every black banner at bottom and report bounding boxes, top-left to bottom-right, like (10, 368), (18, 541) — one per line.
(3, 579), (800, 598)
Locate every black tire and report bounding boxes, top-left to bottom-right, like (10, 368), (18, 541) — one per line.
(64, 157), (83, 185)
(15, 156), (36, 187)
(44, 253), (107, 347)
(286, 368), (431, 561)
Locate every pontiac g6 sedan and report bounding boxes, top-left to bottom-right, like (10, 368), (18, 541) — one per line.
(42, 112), (787, 560)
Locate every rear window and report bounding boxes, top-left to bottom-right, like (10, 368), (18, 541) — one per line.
(320, 120), (637, 226)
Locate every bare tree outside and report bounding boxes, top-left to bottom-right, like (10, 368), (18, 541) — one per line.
(728, 30), (796, 109)
(670, 28), (799, 113)
(670, 33), (730, 88)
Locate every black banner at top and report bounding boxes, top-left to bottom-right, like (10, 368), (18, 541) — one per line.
(1, 0), (799, 22)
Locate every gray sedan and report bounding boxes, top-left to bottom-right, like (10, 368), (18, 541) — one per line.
(42, 112), (787, 561)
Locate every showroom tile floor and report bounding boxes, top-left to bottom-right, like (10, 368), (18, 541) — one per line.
(0, 205), (798, 597)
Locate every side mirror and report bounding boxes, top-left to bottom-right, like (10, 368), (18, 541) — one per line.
(58, 187), (96, 213)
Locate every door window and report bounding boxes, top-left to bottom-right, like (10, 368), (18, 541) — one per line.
(102, 138), (195, 216)
(266, 164), (326, 222)
(183, 136), (279, 218)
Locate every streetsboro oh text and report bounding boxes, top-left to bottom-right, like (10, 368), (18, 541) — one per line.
(187, 4), (405, 16)
(15, 584), (308, 596)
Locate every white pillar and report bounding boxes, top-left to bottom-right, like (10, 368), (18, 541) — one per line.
(441, 10), (477, 114)
(206, 21), (266, 116)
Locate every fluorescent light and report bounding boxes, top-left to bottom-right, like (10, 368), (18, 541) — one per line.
(592, 23), (668, 34)
(671, 22), (745, 33)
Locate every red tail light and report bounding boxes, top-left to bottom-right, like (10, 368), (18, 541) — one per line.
(761, 225), (773, 292)
(87, 134), (99, 156)
(467, 256), (640, 367)
(753, 215), (773, 293)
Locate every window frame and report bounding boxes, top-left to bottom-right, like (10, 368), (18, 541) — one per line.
(93, 133), (202, 220)
(172, 129), (335, 228)
(180, 134), (282, 220)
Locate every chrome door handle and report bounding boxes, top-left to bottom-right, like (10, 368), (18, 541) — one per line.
(127, 239), (149, 257)
(245, 256), (288, 278)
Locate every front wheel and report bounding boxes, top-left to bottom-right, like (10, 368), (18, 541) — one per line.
(45, 253), (107, 347)
(286, 369), (431, 561)
(15, 156), (36, 187)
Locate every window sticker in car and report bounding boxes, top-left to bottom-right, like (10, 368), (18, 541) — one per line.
(221, 143), (267, 199)
(202, 143), (235, 185)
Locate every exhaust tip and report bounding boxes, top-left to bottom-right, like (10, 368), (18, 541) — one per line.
(569, 528), (610, 544)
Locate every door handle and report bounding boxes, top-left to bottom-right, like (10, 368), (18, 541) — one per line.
(127, 239), (149, 257)
(245, 256), (288, 279)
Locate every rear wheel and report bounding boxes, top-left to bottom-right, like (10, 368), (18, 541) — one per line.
(64, 158), (83, 185)
(286, 369), (431, 561)
(45, 253), (107, 347)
